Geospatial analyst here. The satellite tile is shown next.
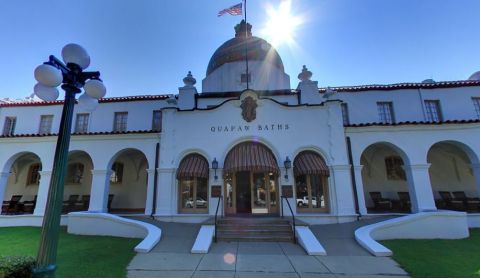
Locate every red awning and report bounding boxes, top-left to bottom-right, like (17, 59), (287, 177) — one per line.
(224, 142), (279, 175)
(176, 154), (209, 179)
(294, 151), (330, 177)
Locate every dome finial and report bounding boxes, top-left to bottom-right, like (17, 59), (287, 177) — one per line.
(298, 65), (312, 81)
(183, 71), (196, 86)
(235, 20), (252, 38)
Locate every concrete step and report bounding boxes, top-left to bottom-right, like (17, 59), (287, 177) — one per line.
(215, 217), (295, 242)
(217, 234), (294, 242)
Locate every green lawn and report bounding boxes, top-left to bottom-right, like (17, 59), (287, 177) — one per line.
(382, 229), (480, 278)
(0, 226), (140, 278)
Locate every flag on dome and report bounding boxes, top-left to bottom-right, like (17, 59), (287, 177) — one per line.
(218, 3), (243, 17)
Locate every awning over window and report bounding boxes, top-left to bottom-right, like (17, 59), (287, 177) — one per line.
(224, 142), (279, 175)
(176, 154), (209, 179)
(294, 151), (330, 177)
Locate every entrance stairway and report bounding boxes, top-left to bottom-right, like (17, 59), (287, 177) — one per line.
(216, 217), (295, 242)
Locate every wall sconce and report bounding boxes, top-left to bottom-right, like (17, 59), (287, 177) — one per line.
(284, 156), (291, 179)
(212, 158), (218, 180)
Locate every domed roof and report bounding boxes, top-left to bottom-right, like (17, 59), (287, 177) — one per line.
(469, 71), (480, 81)
(206, 20), (284, 76)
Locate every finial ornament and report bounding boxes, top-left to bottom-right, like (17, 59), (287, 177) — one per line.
(298, 65), (312, 81)
(183, 71), (196, 86)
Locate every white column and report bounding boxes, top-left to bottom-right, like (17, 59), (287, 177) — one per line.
(472, 163), (480, 196)
(89, 170), (112, 212)
(155, 168), (175, 215)
(144, 169), (156, 215)
(331, 165), (356, 216)
(353, 165), (368, 215)
(0, 172), (11, 214)
(33, 170), (52, 215)
(405, 163), (437, 212)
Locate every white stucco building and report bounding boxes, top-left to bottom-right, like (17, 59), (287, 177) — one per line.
(1, 21), (480, 227)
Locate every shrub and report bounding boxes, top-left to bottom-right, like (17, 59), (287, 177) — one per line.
(0, 256), (35, 278)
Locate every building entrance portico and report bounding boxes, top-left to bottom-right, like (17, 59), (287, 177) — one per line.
(223, 141), (280, 216)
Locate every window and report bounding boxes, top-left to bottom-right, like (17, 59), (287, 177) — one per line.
(38, 115), (53, 134)
(2, 117), (16, 136)
(377, 102), (395, 124)
(241, 73), (251, 83)
(113, 112), (128, 132)
(385, 156), (406, 180)
(424, 100), (442, 122)
(110, 162), (124, 184)
(295, 174), (329, 212)
(179, 177), (208, 213)
(66, 163), (84, 184)
(341, 103), (350, 125)
(473, 97), (480, 119)
(152, 110), (162, 131)
(74, 113), (89, 133)
(27, 163), (41, 185)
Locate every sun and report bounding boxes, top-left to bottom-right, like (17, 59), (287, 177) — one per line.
(261, 0), (302, 47)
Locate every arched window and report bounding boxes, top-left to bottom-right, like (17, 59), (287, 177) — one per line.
(26, 163), (41, 185)
(66, 163), (85, 184)
(294, 151), (330, 212)
(110, 162), (124, 184)
(177, 154), (209, 213)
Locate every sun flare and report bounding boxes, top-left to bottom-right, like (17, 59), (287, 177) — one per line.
(261, 0), (302, 47)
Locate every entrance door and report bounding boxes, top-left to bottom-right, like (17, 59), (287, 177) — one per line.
(224, 171), (279, 215)
(236, 171), (251, 213)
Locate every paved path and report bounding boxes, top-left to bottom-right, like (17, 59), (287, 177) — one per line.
(127, 217), (409, 278)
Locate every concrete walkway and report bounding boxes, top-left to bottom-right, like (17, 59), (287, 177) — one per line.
(127, 217), (409, 278)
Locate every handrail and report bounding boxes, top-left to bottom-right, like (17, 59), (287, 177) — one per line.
(214, 195), (223, 242)
(280, 195), (296, 243)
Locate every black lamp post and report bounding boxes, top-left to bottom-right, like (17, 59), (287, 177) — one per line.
(33, 43), (106, 277)
(212, 158), (219, 180)
(284, 156), (291, 180)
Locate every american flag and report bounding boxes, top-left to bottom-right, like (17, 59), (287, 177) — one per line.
(218, 3), (243, 17)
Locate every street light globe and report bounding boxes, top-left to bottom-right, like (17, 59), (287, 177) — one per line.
(34, 83), (59, 101)
(84, 79), (106, 99)
(78, 93), (98, 112)
(34, 64), (63, 87)
(61, 43), (90, 69)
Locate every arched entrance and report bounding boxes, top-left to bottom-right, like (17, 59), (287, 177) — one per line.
(428, 141), (480, 212)
(107, 148), (148, 214)
(360, 143), (413, 213)
(1, 152), (42, 215)
(223, 142), (279, 215)
(62, 151), (94, 213)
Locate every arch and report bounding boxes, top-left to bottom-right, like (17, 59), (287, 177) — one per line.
(106, 148), (150, 171)
(292, 146), (331, 167)
(176, 153), (209, 179)
(105, 148), (149, 214)
(359, 142), (411, 167)
(2, 151), (43, 174)
(427, 140), (480, 212)
(220, 136), (281, 169)
(177, 153), (210, 213)
(293, 151), (330, 177)
(1, 152), (42, 215)
(293, 150), (330, 212)
(175, 149), (212, 168)
(223, 141), (279, 175)
(359, 142), (413, 214)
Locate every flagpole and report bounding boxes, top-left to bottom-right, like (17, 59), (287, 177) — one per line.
(244, 0), (249, 90)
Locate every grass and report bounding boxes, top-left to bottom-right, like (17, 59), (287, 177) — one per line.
(0, 226), (140, 278)
(382, 229), (480, 278)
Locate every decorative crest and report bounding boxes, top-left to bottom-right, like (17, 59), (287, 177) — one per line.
(240, 96), (257, 122)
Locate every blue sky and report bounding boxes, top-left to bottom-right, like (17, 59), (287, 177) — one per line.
(0, 0), (479, 99)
